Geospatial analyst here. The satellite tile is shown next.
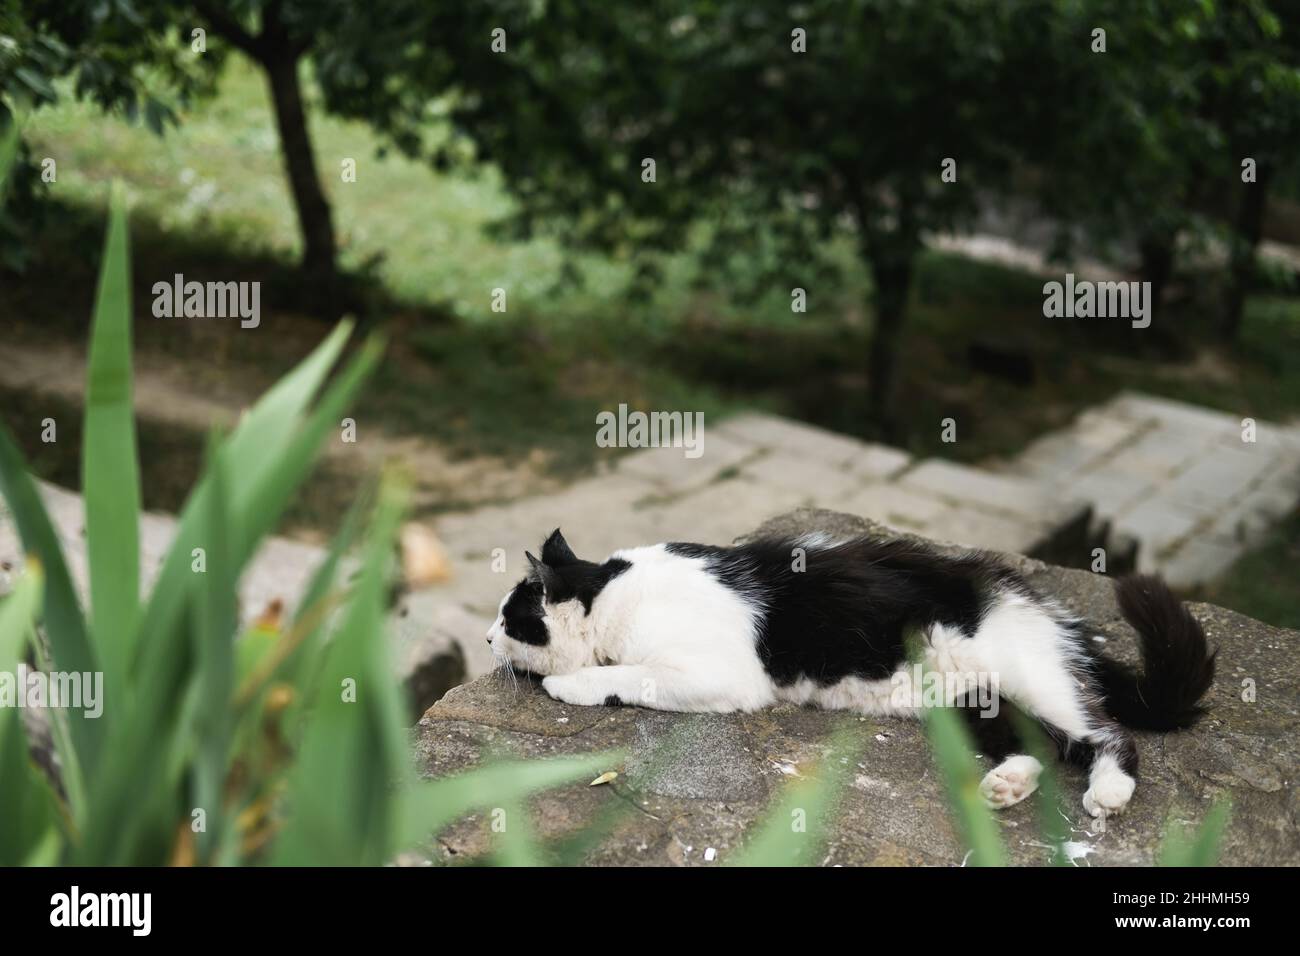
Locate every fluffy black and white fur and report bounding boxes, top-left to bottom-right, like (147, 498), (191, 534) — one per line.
(487, 529), (1216, 818)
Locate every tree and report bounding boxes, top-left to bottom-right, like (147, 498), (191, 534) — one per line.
(1, 0), (207, 269)
(1034, 0), (1300, 340)
(338, 0), (1091, 433)
(1029, 0), (1218, 327)
(1197, 0), (1300, 339)
(187, 1), (338, 299)
(4, 0), (406, 308)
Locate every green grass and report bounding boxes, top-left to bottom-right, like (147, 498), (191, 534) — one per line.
(1199, 509), (1300, 631)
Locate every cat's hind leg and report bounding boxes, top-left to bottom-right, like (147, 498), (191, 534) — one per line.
(962, 594), (1139, 818)
(956, 693), (1045, 810)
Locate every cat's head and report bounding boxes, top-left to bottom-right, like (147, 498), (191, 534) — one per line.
(486, 528), (629, 676)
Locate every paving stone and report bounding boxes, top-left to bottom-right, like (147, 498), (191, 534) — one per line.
(900, 459), (1081, 523)
(1161, 445), (1278, 515)
(1055, 470), (1153, 519)
(846, 443), (913, 481)
(648, 476), (809, 546)
(929, 508), (1042, 555)
(615, 430), (754, 491)
(393, 597), (494, 680)
(1108, 392), (1243, 437)
(713, 412), (872, 467)
(1104, 424), (1215, 482)
(1221, 424), (1300, 458)
(739, 450), (865, 501)
(837, 483), (953, 533)
(436, 474), (657, 557)
(1161, 539), (1248, 590)
(1069, 409), (1147, 453)
(1014, 431), (1102, 480)
(1111, 502), (1207, 569)
(1210, 466), (1300, 548)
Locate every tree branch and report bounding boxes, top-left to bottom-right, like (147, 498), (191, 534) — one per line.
(191, 1), (267, 61)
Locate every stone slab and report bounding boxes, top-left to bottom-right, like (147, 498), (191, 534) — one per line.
(412, 508), (1300, 866)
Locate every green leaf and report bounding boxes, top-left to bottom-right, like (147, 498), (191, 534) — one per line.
(923, 702), (1006, 867)
(270, 474), (410, 866)
(492, 798), (542, 867)
(188, 432), (237, 864)
(729, 727), (858, 867)
(0, 428), (102, 784)
(78, 330), (380, 864)
(1010, 708), (1070, 866)
(133, 326), (378, 683)
(397, 751), (624, 854)
(82, 182), (141, 699)
(1159, 798), (1231, 867)
(0, 562), (64, 866)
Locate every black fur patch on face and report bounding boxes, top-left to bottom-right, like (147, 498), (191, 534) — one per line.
(667, 536), (1022, 687)
(502, 578), (549, 645)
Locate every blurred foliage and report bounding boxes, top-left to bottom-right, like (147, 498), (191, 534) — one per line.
(8, 1), (1300, 414)
(328, 0), (1300, 420)
(0, 161), (620, 865)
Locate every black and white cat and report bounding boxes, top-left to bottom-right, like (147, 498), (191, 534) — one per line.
(487, 528), (1216, 818)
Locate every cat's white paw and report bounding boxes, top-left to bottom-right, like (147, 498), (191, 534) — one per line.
(979, 755), (1043, 809)
(541, 673), (607, 707)
(1083, 767), (1136, 818)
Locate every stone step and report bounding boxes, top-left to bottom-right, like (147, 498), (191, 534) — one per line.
(1005, 391), (1300, 587)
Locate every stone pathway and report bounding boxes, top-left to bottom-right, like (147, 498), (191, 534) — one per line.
(1005, 392), (1300, 586)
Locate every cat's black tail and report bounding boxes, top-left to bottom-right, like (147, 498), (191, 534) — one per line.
(1095, 574), (1216, 731)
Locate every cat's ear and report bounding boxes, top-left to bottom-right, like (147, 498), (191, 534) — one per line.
(541, 527), (579, 566)
(526, 551), (564, 597)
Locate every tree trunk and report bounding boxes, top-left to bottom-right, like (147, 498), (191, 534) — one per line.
(867, 254), (915, 438)
(1138, 230), (1175, 319)
(264, 51), (339, 313)
(1222, 167), (1271, 341)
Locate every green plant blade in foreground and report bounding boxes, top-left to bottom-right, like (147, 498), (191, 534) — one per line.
(271, 475), (412, 865)
(75, 332), (383, 865)
(1159, 798), (1231, 867)
(0, 563), (63, 866)
(398, 752), (624, 856)
(82, 182), (142, 699)
(0, 430), (101, 792)
(730, 726), (860, 866)
(188, 433), (238, 864)
(923, 702), (1007, 867)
